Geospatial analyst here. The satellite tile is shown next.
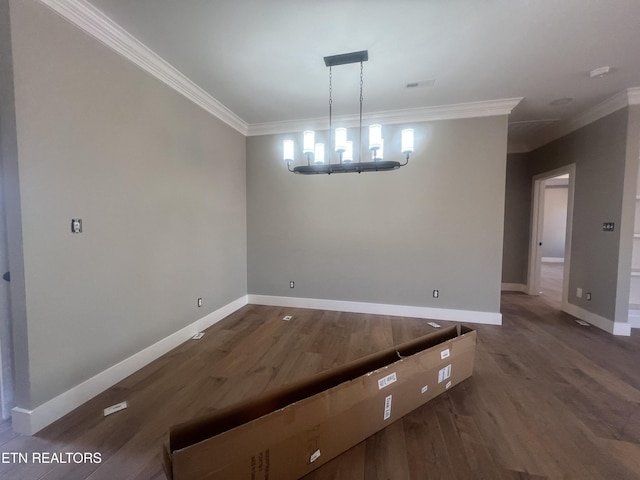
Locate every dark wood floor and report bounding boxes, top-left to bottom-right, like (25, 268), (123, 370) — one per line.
(539, 262), (563, 308)
(1, 287), (639, 479)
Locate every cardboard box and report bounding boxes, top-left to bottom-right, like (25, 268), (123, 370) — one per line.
(162, 324), (476, 480)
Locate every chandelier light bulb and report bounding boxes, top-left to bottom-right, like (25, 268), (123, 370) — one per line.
(314, 143), (325, 164)
(343, 141), (353, 162)
(369, 124), (382, 151)
(335, 128), (347, 153)
(283, 140), (294, 162)
(401, 129), (414, 155)
(303, 131), (315, 155)
(374, 139), (384, 160)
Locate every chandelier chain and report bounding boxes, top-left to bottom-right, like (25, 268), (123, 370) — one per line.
(360, 61), (364, 105)
(359, 61), (364, 163)
(329, 66), (333, 162)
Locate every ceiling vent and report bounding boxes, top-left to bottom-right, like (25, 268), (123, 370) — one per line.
(589, 66), (611, 78)
(406, 79), (436, 89)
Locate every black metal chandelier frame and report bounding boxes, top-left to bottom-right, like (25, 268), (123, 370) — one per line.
(283, 50), (414, 175)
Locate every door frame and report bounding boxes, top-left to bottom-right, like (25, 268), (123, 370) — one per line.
(527, 164), (575, 311)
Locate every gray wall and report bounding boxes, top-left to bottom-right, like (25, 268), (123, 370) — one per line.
(530, 109), (629, 320)
(7, 0), (247, 409)
(247, 116), (509, 314)
(542, 185), (568, 258)
(503, 108), (638, 323)
(501, 153), (532, 285)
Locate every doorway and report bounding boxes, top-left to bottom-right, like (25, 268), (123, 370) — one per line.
(528, 165), (575, 311)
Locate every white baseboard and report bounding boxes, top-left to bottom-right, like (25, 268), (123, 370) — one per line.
(12, 295), (248, 435)
(563, 302), (631, 336)
(542, 257), (565, 263)
(247, 295), (502, 325)
(501, 283), (527, 292)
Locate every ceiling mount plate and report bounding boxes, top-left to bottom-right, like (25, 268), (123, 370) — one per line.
(324, 50), (368, 67)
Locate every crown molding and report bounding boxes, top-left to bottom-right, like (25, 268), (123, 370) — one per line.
(528, 87), (640, 151)
(246, 97), (523, 136)
(38, 0), (249, 135)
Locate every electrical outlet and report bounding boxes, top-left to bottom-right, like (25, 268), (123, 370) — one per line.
(432, 289), (439, 298)
(290, 281), (295, 288)
(197, 298), (202, 307)
(192, 332), (205, 339)
(586, 292), (592, 301)
(576, 288), (582, 298)
(71, 218), (82, 234)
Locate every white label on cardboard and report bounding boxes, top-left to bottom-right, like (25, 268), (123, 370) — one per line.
(384, 395), (392, 420)
(446, 380), (452, 389)
(103, 401), (127, 416)
(310, 449), (321, 463)
(440, 348), (450, 360)
(428, 321), (441, 328)
(438, 364), (452, 384)
(421, 385), (429, 394)
(378, 372), (397, 390)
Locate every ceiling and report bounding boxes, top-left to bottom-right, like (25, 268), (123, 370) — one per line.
(80, 0), (640, 151)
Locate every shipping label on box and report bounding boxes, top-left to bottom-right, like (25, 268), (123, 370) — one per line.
(438, 364), (452, 383)
(383, 395), (393, 420)
(377, 372), (397, 390)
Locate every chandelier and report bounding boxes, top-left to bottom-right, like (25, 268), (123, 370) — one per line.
(283, 50), (414, 174)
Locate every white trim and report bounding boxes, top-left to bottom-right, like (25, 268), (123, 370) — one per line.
(528, 164), (575, 307)
(11, 296), (248, 435)
(564, 302), (631, 336)
(541, 257), (564, 263)
(247, 98), (524, 136)
(529, 88), (640, 150)
(501, 283), (527, 292)
(37, 0), (249, 135)
(247, 295), (502, 325)
(528, 175), (545, 295)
